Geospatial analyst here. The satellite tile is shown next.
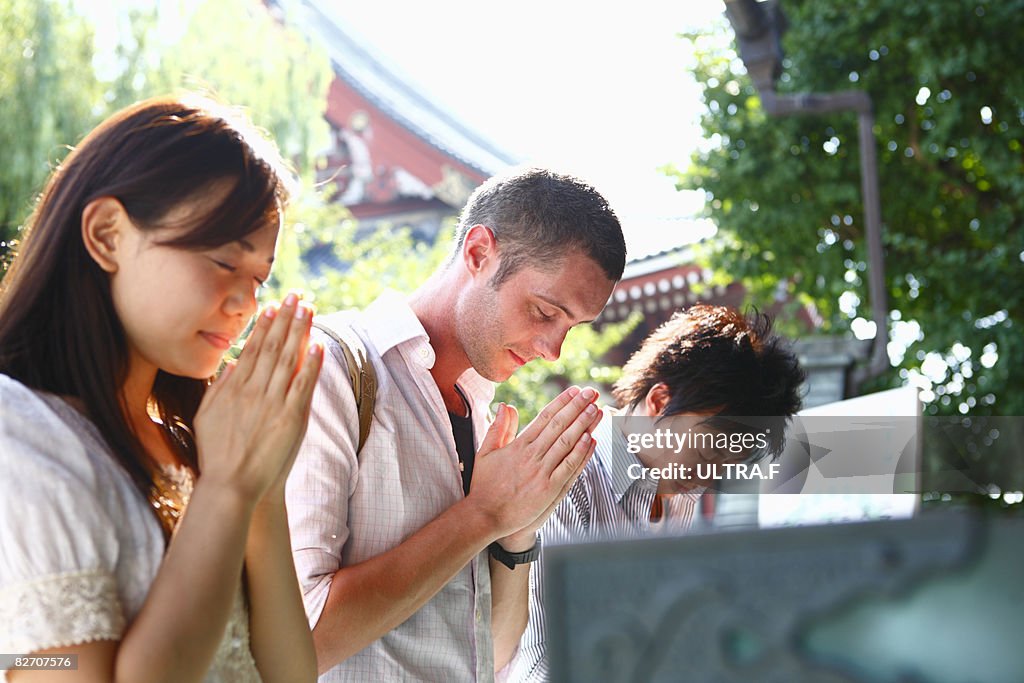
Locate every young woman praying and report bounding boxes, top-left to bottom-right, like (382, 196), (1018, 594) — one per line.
(0, 96), (322, 682)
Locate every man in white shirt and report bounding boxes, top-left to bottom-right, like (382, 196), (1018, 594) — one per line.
(509, 304), (807, 681)
(286, 167), (627, 681)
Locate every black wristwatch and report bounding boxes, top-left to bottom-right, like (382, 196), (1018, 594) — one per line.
(488, 535), (542, 570)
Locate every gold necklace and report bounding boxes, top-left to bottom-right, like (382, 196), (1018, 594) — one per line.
(148, 463), (194, 539)
(143, 414), (196, 539)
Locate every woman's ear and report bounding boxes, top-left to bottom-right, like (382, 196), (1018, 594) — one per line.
(644, 382), (672, 417)
(81, 196), (129, 274)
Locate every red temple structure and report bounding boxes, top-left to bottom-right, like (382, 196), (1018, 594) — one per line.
(281, 0), (518, 242)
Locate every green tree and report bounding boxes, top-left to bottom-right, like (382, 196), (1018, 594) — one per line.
(119, 0), (333, 171)
(668, 0), (1024, 416)
(0, 0), (333, 268)
(0, 0), (99, 261)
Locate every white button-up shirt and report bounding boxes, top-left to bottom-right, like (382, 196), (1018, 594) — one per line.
(286, 290), (496, 681)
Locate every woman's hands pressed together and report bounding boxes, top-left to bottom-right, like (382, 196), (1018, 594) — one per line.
(194, 292), (324, 502)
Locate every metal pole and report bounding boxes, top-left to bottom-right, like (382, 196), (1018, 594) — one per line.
(854, 106), (890, 385)
(761, 94), (890, 390)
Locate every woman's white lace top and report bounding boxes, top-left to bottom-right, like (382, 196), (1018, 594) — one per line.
(0, 374), (261, 681)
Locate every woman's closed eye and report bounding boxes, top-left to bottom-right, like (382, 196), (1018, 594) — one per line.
(210, 258), (267, 286)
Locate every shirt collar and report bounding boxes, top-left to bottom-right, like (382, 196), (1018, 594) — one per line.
(361, 289), (495, 406)
(362, 289), (429, 356)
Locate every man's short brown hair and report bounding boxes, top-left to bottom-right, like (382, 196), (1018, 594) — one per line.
(451, 167), (626, 287)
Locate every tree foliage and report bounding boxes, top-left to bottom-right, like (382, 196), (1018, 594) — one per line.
(111, 0), (333, 171)
(0, 0), (332, 267)
(668, 0), (1024, 416)
(0, 0), (99, 260)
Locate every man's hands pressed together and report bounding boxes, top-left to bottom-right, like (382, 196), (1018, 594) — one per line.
(470, 386), (602, 550)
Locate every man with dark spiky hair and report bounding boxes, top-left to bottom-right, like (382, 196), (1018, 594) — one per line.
(509, 304), (806, 682)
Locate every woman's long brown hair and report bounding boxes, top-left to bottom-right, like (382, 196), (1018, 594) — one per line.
(0, 95), (292, 495)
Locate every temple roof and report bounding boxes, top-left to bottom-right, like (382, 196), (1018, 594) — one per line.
(283, 0), (519, 177)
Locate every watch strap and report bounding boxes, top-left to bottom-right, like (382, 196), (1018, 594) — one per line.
(488, 535), (542, 570)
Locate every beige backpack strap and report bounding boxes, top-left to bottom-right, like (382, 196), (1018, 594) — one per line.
(312, 317), (377, 456)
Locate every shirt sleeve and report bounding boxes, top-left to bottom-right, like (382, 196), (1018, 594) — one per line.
(507, 462), (595, 682)
(0, 387), (125, 655)
(285, 329), (362, 628)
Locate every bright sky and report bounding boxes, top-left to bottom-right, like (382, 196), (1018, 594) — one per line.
(331, 0), (727, 260)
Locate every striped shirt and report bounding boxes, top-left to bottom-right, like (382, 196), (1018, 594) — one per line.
(507, 409), (702, 682)
(286, 290), (497, 682)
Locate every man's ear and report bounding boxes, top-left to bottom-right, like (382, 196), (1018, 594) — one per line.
(81, 196), (129, 274)
(644, 382), (672, 417)
(461, 224), (498, 278)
